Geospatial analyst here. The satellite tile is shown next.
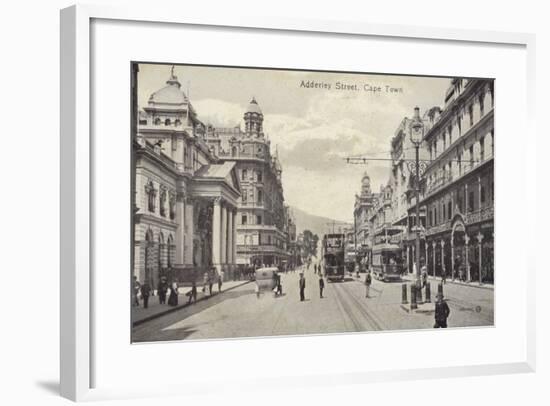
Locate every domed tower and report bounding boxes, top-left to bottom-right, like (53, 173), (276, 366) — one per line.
(244, 97), (264, 138)
(360, 171), (371, 196)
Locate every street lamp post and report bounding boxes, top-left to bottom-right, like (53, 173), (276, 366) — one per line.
(409, 107), (425, 303)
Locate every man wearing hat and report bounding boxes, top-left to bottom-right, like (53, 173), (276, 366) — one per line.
(434, 292), (450, 328)
(157, 276), (168, 305)
(299, 272), (306, 302)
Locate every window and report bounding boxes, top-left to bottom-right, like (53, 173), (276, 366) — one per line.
(448, 201), (452, 220)
(257, 215), (262, 225)
(442, 131), (446, 150)
(159, 185), (167, 217)
(268, 235), (272, 245)
(469, 145), (474, 168)
(257, 170), (263, 182)
(154, 117), (161, 125)
(242, 169), (247, 181)
(448, 125), (452, 144)
(457, 153), (462, 175)
(434, 207), (437, 225)
(242, 190), (247, 203)
(257, 189), (263, 204)
(469, 104), (474, 127)
(175, 119), (181, 126)
(480, 137), (485, 162)
(165, 118), (171, 126)
(169, 192), (176, 220)
(442, 202), (446, 222)
(481, 186), (486, 204)
(457, 114), (462, 135)
(468, 191), (475, 212)
(479, 94), (485, 117)
(242, 215), (247, 225)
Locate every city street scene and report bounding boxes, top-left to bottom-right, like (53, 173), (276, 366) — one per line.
(131, 63), (494, 343)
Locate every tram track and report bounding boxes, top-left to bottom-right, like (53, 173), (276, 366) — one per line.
(331, 282), (384, 331)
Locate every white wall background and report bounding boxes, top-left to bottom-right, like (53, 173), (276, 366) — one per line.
(0, 1), (547, 405)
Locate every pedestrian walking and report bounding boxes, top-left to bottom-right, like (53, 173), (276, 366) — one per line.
(209, 268), (215, 295)
(140, 282), (151, 309)
(255, 281), (260, 299)
(318, 274), (325, 298)
(365, 270), (372, 298)
(434, 292), (450, 328)
(218, 271), (223, 293)
(299, 272), (306, 301)
(168, 281), (178, 306)
(186, 280), (197, 304)
(132, 276), (141, 307)
(157, 276), (168, 304)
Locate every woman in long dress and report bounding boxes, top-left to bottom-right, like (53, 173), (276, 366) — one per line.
(168, 281), (178, 306)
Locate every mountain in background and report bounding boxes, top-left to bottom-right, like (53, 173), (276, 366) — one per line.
(289, 206), (352, 239)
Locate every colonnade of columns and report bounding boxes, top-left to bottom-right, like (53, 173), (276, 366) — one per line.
(422, 232), (485, 284)
(212, 197), (237, 275)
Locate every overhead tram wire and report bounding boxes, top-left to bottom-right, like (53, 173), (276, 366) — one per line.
(343, 157), (482, 164)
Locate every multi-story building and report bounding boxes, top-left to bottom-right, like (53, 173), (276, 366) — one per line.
(353, 172), (379, 265)
(133, 66), (241, 287)
(204, 98), (289, 268)
(412, 78), (494, 283)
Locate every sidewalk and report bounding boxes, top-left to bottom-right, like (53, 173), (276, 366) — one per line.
(131, 279), (251, 326)
(401, 274), (494, 290)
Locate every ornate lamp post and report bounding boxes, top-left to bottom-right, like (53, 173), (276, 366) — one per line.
(408, 107), (426, 300)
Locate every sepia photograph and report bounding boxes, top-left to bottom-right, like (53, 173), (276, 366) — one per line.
(130, 62), (495, 343)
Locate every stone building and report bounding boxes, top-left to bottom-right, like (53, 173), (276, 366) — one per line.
(204, 98), (289, 268)
(415, 78), (494, 283)
(353, 172), (379, 265)
(132, 66), (241, 287)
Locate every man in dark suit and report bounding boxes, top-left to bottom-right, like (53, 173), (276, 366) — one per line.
(157, 277), (168, 304)
(434, 293), (450, 328)
(140, 282), (151, 309)
(299, 273), (306, 301)
(318, 274), (325, 298)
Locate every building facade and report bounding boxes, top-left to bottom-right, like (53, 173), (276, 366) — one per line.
(416, 78), (494, 283)
(204, 98), (289, 268)
(133, 66), (241, 287)
(352, 78), (494, 284)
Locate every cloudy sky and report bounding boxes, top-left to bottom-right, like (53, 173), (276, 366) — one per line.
(137, 63), (451, 223)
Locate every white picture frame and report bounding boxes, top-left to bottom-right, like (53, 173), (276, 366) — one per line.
(60, 4), (536, 402)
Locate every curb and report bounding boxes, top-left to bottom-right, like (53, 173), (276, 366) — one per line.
(132, 280), (252, 327)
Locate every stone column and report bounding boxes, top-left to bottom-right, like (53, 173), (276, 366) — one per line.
(175, 192), (186, 264)
(184, 197), (194, 265)
(440, 239), (446, 278)
(232, 210), (237, 266)
(406, 244), (410, 274)
(424, 241), (428, 272)
(477, 232), (484, 285)
(451, 239), (455, 280)
(221, 203), (227, 271)
(432, 241), (437, 277)
(465, 234), (471, 281)
(227, 206), (233, 264)
(212, 198), (222, 272)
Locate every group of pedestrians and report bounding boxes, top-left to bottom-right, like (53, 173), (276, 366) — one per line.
(132, 275), (179, 309)
(132, 268), (226, 310)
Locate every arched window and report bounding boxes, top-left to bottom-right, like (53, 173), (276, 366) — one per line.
(232, 146), (237, 157)
(175, 119), (181, 126)
(165, 118), (171, 126)
(144, 229), (155, 286)
(154, 117), (161, 125)
(167, 235), (174, 268)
